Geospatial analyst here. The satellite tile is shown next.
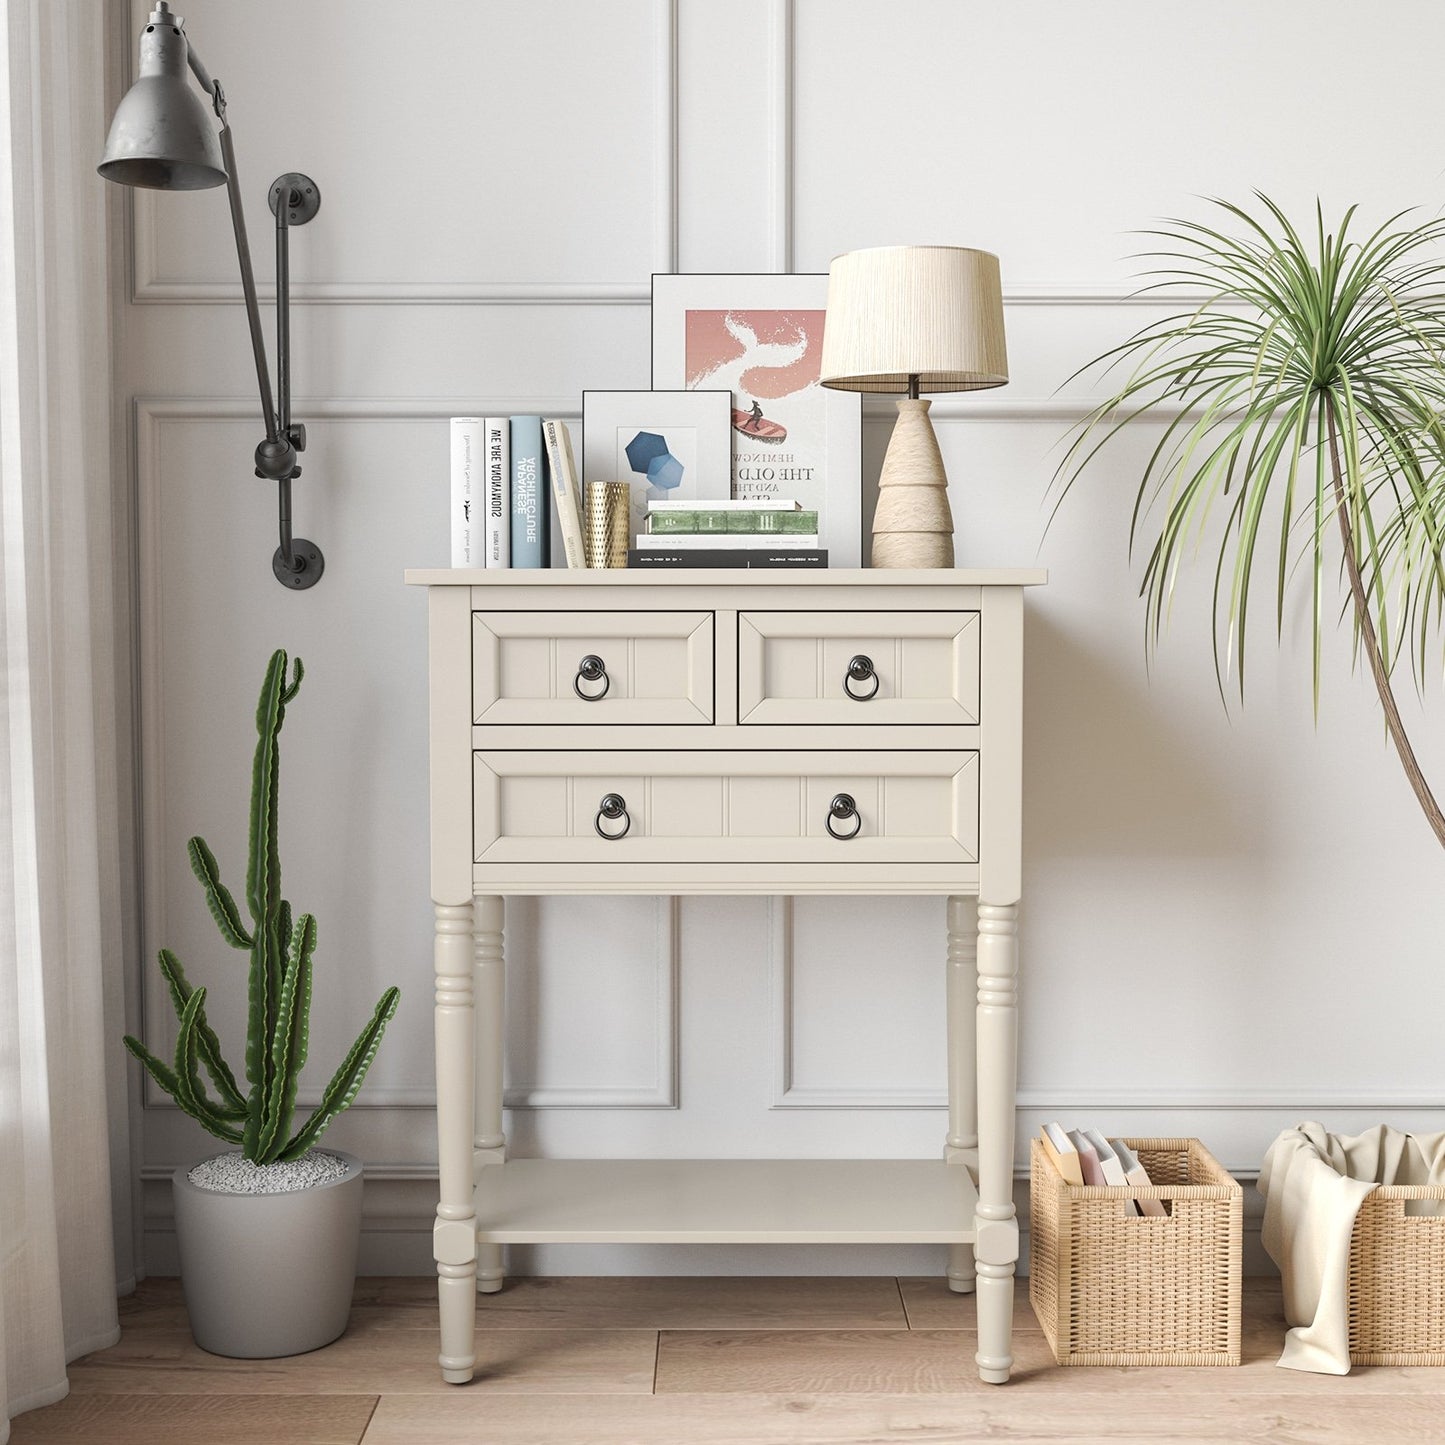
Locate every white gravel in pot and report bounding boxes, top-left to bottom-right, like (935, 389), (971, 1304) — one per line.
(188, 1149), (349, 1194)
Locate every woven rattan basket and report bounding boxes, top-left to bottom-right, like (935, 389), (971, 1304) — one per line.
(1348, 1183), (1445, 1365)
(1029, 1136), (1242, 1366)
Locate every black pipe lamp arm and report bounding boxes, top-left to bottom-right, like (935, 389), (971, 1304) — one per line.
(229, 156), (323, 589)
(216, 142), (323, 586)
(97, 1), (325, 590)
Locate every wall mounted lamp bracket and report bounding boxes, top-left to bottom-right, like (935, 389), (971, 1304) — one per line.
(261, 171), (323, 589)
(99, 3), (327, 591)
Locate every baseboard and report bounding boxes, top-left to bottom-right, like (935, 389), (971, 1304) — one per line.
(141, 1168), (1275, 1278)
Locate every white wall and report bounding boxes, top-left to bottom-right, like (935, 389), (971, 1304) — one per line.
(115, 0), (1445, 1276)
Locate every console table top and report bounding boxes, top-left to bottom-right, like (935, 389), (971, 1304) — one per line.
(405, 567), (1048, 588)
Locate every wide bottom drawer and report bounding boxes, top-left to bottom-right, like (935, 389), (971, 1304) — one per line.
(473, 750), (978, 865)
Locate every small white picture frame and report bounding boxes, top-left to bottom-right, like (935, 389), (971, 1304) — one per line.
(582, 389), (733, 543)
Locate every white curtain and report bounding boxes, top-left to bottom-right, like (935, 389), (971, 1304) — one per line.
(0, 0), (130, 1437)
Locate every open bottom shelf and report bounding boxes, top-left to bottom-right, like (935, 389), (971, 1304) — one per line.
(473, 1158), (979, 1244)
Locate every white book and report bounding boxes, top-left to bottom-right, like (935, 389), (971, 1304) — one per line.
(541, 419), (585, 568)
(1112, 1138), (1167, 1217)
(632, 533), (820, 551)
(449, 417), (483, 567)
(647, 498), (802, 512)
(484, 417), (510, 568)
(1082, 1128), (1139, 1218)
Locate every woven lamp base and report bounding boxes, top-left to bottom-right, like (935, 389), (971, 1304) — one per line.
(870, 398), (954, 569)
(871, 530), (954, 568)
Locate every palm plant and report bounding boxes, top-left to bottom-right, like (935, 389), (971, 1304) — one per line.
(1055, 196), (1445, 848)
(125, 649), (401, 1162)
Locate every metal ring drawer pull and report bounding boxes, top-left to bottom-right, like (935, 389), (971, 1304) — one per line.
(594, 792), (631, 840)
(844, 654), (879, 701)
(573, 654), (610, 701)
(826, 793), (862, 841)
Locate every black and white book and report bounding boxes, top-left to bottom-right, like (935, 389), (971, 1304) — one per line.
(627, 547), (828, 569)
(448, 416), (483, 566)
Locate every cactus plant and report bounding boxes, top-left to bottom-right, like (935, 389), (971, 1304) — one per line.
(125, 650), (401, 1163)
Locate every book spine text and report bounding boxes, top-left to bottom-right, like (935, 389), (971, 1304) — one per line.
(509, 415), (547, 568)
(484, 417), (511, 568)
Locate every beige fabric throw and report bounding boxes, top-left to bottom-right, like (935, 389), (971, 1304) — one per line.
(1259, 1122), (1445, 1373)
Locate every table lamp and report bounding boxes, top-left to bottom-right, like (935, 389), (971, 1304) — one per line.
(820, 245), (1008, 568)
(99, 2), (325, 589)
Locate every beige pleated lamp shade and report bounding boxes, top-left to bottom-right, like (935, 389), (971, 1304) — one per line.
(819, 245), (1008, 394)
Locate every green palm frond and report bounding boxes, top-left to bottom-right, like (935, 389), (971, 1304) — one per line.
(1053, 196), (1445, 848)
(1055, 196), (1445, 703)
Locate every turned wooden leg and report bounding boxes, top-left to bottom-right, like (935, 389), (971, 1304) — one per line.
(975, 899), (1019, 1384)
(474, 894), (506, 1294)
(434, 899), (477, 1384)
(945, 895), (978, 1294)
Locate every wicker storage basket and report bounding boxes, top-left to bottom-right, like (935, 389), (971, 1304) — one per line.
(1029, 1136), (1242, 1366)
(1348, 1183), (1445, 1365)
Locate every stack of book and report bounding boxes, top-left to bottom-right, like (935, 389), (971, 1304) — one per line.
(629, 500), (828, 569)
(450, 417), (832, 571)
(450, 415), (587, 569)
(1038, 1123), (1167, 1217)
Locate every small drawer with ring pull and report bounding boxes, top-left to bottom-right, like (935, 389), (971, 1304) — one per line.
(472, 610), (714, 725)
(736, 610), (981, 725)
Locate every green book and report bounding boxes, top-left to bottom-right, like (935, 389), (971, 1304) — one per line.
(649, 509), (819, 535)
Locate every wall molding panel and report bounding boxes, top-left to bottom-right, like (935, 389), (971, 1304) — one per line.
(133, 396), (638, 1120)
(769, 897), (946, 1110)
(138, 887), (679, 1112)
(766, 894), (1445, 1117)
(1018, 1090), (1445, 1114)
(129, 0), (679, 305)
(131, 396), (577, 1102)
(503, 897), (681, 1110)
(766, 0), (795, 274)
(777, 0), (1211, 305)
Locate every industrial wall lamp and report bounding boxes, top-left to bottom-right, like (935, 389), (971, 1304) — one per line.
(100, 2), (325, 589)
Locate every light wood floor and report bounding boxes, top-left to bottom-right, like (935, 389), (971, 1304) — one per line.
(11, 1276), (1445, 1444)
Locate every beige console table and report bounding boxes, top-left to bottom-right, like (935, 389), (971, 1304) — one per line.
(406, 567), (1044, 1385)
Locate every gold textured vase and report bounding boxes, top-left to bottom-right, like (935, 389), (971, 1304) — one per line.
(585, 481), (630, 568)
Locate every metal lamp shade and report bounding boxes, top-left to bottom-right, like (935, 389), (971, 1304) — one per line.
(98, 11), (225, 190)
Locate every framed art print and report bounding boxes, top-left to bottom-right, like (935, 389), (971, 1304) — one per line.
(650, 273), (863, 566)
(581, 389), (733, 543)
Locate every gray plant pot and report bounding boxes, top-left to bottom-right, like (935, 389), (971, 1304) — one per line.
(172, 1150), (364, 1358)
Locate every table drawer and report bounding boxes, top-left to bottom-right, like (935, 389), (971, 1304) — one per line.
(737, 611), (980, 724)
(473, 611), (713, 725)
(474, 750), (978, 865)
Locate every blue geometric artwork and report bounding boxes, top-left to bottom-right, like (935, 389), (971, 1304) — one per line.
(645, 451), (684, 492)
(625, 431), (670, 475)
(625, 429), (684, 493)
